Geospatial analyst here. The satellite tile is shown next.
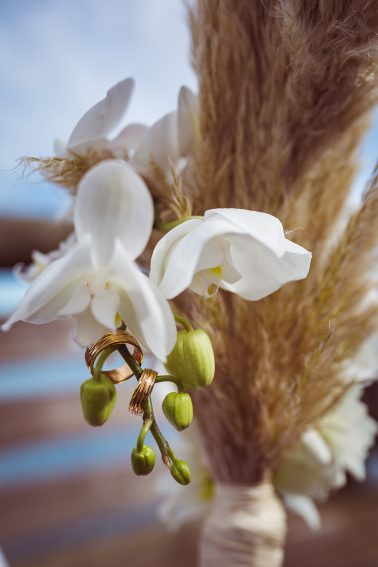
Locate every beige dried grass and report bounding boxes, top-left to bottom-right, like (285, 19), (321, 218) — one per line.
(174, 0), (378, 485)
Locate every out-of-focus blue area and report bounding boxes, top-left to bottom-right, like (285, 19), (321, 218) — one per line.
(0, 268), (28, 318)
(0, 0), (196, 218)
(0, 429), (138, 488)
(0, 355), (84, 400)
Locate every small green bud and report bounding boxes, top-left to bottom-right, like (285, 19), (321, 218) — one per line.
(80, 374), (117, 427)
(162, 392), (193, 431)
(170, 459), (191, 485)
(131, 445), (155, 476)
(165, 330), (215, 390)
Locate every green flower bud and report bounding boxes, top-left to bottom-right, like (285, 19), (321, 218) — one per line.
(131, 445), (155, 476)
(165, 330), (215, 389)
(162, 392), (193, 431)
(170, 459), (191, 485)
(80, 374), (117, 427)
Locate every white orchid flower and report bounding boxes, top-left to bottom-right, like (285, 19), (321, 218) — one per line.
(2, 160), (176, 361)
(150, 208), (312, 300)
(56, 78), (148, 159)
(131, 86), (198, 181)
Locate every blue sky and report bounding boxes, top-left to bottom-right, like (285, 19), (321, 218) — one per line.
(0, 0), (376, 217)
(0, 0), (196, 216)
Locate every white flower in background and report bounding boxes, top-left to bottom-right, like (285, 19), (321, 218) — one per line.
(55, 78), (198, 190)
(150, 208), (312, 300)
(157, 387), (377, 532)
(157, 431), (213, 531)
(131, 86), (198, 182)
(2, 160), (176, 361)
(55, 78), (148, 159)
(274, 386), (377, 528)
(14, 233), (76, 283)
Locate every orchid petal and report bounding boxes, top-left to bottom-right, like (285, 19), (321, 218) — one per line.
(301, 430), (332, 465)
(2, 241), (92, 330)
(73, 308), (110, 347)
(75, 160), (154, 266)
(153, 217), (244, 299)
(177, 86), (199, 156)
(222, 234), (311, 300)
(282, 493), (321, 530)
(205, 208), (288, 257)
(91, 285), (120, 329)
(67, 78), (134, 150)
(111, 243), (176, 361)
(58, 281), (91, 316)
(149, 218), (203, 288)
(110, 123), (148, 156)
(131, 111), (179, 176)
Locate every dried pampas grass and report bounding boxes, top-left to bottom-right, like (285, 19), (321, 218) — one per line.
(20, 150), (117, 192)
(179, 0), (378, 485)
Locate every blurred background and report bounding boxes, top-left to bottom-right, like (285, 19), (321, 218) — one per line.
(0, 1), (378, 566)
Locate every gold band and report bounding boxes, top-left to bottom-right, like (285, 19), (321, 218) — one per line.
(85, 330), (143, 384)
(129, 368), (158, 415)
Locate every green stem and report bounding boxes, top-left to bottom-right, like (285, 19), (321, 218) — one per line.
(174, 314), (193, 332)
(117, 344), (143, 377)
(137, 418), (153, 452)
(157, 215), (203, 233)
(93, 347), (114, 382)
(155, 374), (180, 385)
(145, 396), (172, 467)
(116, 320), (174, 467)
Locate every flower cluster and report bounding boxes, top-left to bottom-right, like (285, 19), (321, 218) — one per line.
(3, 78), (312, 484)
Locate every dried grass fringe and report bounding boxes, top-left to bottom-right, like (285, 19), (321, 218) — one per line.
(172, 0), (378, 484)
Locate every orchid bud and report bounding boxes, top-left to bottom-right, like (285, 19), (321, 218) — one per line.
(80, 374), (117, 427)
(165, 329), (215, 389)
(162, 392), (193, 431)
(170, 459), (191, 485)
(131, 445), (155, 476)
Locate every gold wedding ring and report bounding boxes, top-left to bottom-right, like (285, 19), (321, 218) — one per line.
(129, 368), (158, 415)
(85, 330), (143, 384)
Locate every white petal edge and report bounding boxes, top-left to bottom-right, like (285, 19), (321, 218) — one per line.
(73, 308), (110, 347)
(110, 123), (149, 156)
(205, 208), (288, 258)
(131, 111), (179, 177)
(67, 78), (134, 149)
(149, 218), (204, 288)
(222, 234), (311, 300)
(111, 242), (176, 361)
(2, 241), (92, 330)
(282, 493), (321, 530)
(177, 86), (199, 156)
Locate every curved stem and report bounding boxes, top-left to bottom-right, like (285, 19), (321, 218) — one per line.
(174, 314), (193, 332)
(156, 215), (203, 233)
(137, 418), (153, 452)
(118, 343), (143, 377)
(155, 374), (180, 385)
(116, 320), (174, 466)
(93, 347), (114, 382)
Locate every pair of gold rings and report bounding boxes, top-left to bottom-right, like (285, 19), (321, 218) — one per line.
(85, 329), (157, 415)
(85, 329), (143, 384)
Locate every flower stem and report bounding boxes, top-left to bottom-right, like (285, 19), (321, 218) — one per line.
(155, 374), (180, 385)
(157, 215), (203, 233)
(137, 418), (153, 452)
(174, 314), (193, 332)
(116, 320), (174, 467)
(93, 347), (113, 382)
